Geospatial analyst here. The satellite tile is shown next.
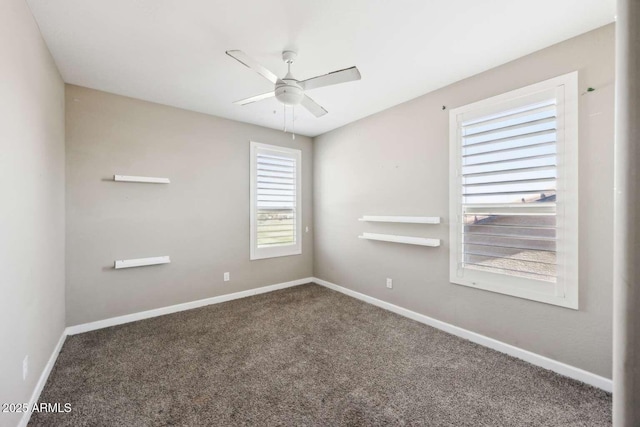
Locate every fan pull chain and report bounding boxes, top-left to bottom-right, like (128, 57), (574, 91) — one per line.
(292, 106), (296, 140)
(283, 104), (287, 133)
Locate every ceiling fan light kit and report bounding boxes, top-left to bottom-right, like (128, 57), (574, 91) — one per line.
(226, 49), (361, 124)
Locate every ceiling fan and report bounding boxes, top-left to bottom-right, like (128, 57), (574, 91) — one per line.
(226, 50), (361, 118)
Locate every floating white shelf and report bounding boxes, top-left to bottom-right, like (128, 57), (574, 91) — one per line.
(114, 175), (170, 184)
(358, 232), (440, 247)
(358, 216), (440, 224)
(115, 256), (171, 269)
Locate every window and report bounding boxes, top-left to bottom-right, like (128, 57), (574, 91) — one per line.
(250, 142), (302, 260)
(449, 72), (578, 309)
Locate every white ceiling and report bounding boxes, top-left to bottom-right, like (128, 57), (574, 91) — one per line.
(27, 0), (615, 137)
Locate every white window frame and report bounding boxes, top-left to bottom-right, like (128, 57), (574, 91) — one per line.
(449, 72), (579, 309)
(250, 141), (302, 260)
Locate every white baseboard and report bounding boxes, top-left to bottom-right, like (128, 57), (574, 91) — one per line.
(18, 331), (67, 427)
(65, 277), (314, 336)
(312, 277), (612, 392)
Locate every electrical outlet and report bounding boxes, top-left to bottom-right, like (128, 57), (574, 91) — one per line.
(386, 278), (393, 289)
(23, 355), (28, 381)
(224, 272), (230, 282)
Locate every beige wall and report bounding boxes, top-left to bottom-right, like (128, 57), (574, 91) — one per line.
(65, 85), (313, 326)
(313, 24), (614, 378)
(0, 0), (66, 426)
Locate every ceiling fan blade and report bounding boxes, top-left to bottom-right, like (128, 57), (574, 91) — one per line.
(301, 95), (328, 117)
(234, 91), (275, 106)
(226, 50), (279, 84)
(301, 66), (361, 91)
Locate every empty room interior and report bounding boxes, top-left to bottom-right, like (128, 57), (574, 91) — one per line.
(2, 0), (640, 426)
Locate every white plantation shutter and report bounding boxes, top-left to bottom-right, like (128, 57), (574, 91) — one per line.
(449, 72), (579, 309)
(250, 142), (302, 260)
(256, 153), (297, 247)
(460, 97), (558, 282)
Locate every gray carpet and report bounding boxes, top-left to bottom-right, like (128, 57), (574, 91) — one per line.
(30, 284), (611, 426)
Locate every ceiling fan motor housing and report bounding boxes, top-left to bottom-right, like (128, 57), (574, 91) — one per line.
(275, 80), (304, 105)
